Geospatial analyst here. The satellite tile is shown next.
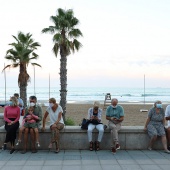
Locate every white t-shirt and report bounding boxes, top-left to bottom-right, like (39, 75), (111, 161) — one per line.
(165, 105), (170, 127)
(46, 105), (64, 126)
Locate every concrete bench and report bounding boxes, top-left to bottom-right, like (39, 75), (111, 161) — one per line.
(0, 126), (164, 150)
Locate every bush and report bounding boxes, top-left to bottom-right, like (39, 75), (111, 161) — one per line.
(64, 117), (75, 126)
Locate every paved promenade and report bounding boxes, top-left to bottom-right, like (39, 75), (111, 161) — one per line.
(0, 149), (170, 170)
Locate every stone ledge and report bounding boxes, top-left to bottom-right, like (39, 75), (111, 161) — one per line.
(0, 126), (164, 150)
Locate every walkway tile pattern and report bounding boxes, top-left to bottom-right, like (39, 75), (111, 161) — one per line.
(0, 150), (170, 170)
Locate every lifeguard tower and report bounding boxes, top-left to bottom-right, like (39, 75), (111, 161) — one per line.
(103, 93), (112, 110)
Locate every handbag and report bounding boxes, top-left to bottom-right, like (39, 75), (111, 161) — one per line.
(81, 118), (90, 130)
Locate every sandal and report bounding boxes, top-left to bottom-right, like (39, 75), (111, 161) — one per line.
(95, 141), (100, 151)
(89, 141), (93, 151)
(2, 143), (7, 150)
(55, 148), (60, 153)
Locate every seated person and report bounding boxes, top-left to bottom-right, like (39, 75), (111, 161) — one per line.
(87, 101), (104, 151)
(144, 100), (170, 153)
(16, 106), (40, 147)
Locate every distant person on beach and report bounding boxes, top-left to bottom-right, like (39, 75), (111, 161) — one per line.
(165, 104), (170, 151)
(21, 96), (42, 154)
(14, 93), (24, 115)
(106, 98), (124, 154)
(42, 98), (64, 153)
(16, 106), (40, 147)
(144, 100), (170, 153)
(2, 96), (20, 154)
(87, 101), (104, 151)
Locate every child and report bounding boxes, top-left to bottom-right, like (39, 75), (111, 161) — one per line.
(16, 106), (40, 147)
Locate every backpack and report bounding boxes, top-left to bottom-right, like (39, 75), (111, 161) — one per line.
(81, 118), (89, 130)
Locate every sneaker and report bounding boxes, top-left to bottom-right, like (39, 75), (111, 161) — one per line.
(112, 147), (116, 154)
(16, 140), (21, 146)
(55, 148), (60, 153)
(2, 144), (7, 150)
(116, 143), (120, 150)
(10, 149), (15, 154)
(148, 147), (152, 151)
(165, 150), (170, 154)
(37, 142), (40, 147)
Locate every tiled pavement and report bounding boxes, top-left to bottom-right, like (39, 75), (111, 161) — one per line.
(0, 149), (170, 170)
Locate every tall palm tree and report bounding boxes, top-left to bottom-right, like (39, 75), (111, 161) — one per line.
(3, 32), (41, 107)
(42, 8), (83, 120)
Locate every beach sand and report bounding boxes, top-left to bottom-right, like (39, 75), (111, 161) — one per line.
(1, 103), (169, 126)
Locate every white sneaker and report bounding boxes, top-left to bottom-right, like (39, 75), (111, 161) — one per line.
(16, 140), (21, 146)
(165, 150), (170, 154)
(37, 142), (40, 147)
(148, 147), (152, 151)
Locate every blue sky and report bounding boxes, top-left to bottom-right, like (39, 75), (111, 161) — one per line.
(0, 0), (170, 88)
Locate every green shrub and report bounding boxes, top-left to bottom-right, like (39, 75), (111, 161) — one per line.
(64, 117), (75, 126)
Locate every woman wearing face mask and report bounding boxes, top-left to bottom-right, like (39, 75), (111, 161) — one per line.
(42, 98), (64, 153)
(2, 96), (20, 154)
(144, 100), (170, 153)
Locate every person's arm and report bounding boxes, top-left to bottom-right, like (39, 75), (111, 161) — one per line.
(37, 106), (43, 121)
(41, 111), (49, 131)
(87, 108), (91, 120)
(144, 117), (150, 131)
(4, 107), (12, 123)
(165, 106), (170, 120)
(13, 107), (20, 123)
(55, 112), (62, 125)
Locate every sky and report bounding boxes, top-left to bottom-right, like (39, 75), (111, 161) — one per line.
(0, 0), (170, 88)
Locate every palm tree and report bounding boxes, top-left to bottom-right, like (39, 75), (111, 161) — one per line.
(42, 8), (83, 120)
(3, 32), (41, 107)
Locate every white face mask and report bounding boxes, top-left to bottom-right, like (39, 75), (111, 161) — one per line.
(30, 102), (35, 107)
(112, 105), (117, 108)
(49, 103), (54, 107)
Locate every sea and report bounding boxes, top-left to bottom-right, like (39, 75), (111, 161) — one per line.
(0, 87), (170, 104)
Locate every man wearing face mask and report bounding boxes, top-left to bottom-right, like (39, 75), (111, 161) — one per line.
(106, 98), (124, 154)
(144, 100), (170, 153)
(21, 96), (42, 154)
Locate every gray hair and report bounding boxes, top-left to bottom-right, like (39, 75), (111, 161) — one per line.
(111, 98), (118, 103)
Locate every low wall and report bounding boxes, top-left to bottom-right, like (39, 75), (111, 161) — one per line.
(0, 125), (164, 150)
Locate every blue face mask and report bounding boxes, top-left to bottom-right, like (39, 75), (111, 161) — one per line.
(7, 101), (13, 106)
(156, 103), (162, 108)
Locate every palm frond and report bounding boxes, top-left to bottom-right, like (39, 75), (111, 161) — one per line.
(31, 63), (41, 67)
(73, 39), (83, 51)
(52, 43), (59, 57)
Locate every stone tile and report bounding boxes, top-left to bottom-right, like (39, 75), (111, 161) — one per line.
(1, 165), (23, 170)
(98, 155), (116, 160)
(0, 161), (7, 166)
(5, 160), (26, 165)
(101, 165), (122, 170)
(25, 160), (44, 166)
(64, 150), (81, 155)
(62, 165), (82, 170)
(159, 165), (170, 170)
(22, 166), (43, 170)
(80, 150), (97, 155)
(82, 165), (102, 170)
(42, 166), (62, 170)
(120, 164), (142, 170)
(64, 155), (81, 160)
(135, 159), (155, 165)
(140, 164), (162, 170)
(81, 155), (99, 160)
(99, 159), (119, 165)
(81, 160), (100, 165)
(151, 158), (170, 164)
(44, 160), (63, 166)
(63, 160), (81, 165)
(117, 159), (137, 165)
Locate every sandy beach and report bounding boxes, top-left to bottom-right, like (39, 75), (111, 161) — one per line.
(1, 103), (169, 126)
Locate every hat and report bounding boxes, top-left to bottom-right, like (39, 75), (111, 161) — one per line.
(93, 101), (100, 107)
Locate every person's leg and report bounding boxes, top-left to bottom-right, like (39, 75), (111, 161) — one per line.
(161, 135), (169, 152)
(34, 128), (40, 147)
(87, 124), (95, 151)
(54, 123), (64, 152)
(30, 128), (36, 153)
(167, 127), (170, 149)
(95, 124), (104, 151)
(22, 128), (29, 153)
(148, 135), (157, 149)
(16, 126), (25, 145)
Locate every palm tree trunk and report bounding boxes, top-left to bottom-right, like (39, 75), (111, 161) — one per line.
(19, 64), (28, 107)
(59, 50), (67, 121)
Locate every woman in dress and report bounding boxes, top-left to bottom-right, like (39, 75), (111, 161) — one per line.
(42, 98), (64, 153)
(144, 100), (170, 153)
(2, 96), (20, 154)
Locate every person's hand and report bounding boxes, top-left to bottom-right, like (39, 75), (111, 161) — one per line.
(111, 117), (117, 121)
(41, 127), (45, 132)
